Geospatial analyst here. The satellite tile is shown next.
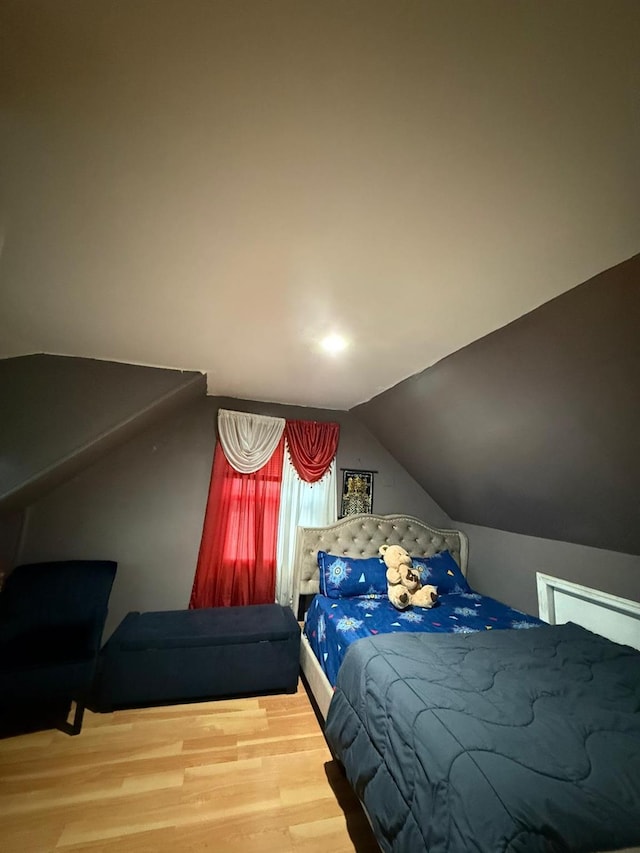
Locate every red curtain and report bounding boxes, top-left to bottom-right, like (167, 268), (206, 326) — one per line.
(285, 420), (340, 482)
(189, 437), (284, 608)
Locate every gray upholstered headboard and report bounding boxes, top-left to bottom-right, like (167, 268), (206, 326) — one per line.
(292, 513), (469, 617)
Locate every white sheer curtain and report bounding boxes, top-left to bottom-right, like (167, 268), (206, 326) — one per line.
(275, 451), (337, 608)
(217, 409), (285, 473)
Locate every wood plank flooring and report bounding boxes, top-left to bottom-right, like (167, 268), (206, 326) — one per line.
(0, 684), (379, 852)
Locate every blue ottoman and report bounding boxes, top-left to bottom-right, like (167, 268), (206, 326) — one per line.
(93, 604), (300, 710)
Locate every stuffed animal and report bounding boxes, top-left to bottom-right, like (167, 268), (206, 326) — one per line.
(379, 544), (417, 587)
(410, 583), (439, 608)
(387, 584), (411, 609)
(379, 544), (417, 609)
(379, 544), (438, 610)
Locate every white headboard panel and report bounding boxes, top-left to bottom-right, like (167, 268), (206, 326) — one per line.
(292, 513), (469, 618)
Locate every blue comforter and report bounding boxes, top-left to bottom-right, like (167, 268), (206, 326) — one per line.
(325, 623), (640, 853)
(304, 591), (541, 686)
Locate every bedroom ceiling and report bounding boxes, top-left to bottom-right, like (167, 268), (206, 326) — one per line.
(1, 1), (638, 410)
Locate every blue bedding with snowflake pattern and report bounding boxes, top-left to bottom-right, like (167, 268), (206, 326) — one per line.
(304, 591), (541, 687)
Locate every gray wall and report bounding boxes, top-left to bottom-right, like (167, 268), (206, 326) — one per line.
(16, 362), (640, 625)
(353, 252), (640, 556)
(461, 521), (640, 617)
(0, 354), (205, 511)
(20, 398), (214, 639)
(20, 396), (449, 639)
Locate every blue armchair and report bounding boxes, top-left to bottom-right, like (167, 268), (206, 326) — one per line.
(0, 559), (117, 735)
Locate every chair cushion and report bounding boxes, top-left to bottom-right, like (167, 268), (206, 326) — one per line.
(0, 624), (95, 669)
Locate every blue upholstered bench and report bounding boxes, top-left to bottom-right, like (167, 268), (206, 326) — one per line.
(93, 604), (300, 710)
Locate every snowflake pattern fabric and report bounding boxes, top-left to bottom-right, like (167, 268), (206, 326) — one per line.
(336, 616), (363, 632)
(326, 557), (350, 589)
(317, 613), (326, 643)
(357, 599), (381, 611)
(453, 606), (477, 618)
(317, 551), (388, 598)
(411, 550), (472, 594)
(304, 590), (541, 687)
(453, 624), (477, 634)
(400, 611), (424, 624)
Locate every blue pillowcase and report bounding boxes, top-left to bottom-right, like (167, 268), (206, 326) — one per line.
(318, 551), (388, 599)
(411, 550), (472, 594)
(317, 548), (470, 599)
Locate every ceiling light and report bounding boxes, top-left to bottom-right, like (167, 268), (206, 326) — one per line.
(320, 334), (348, 354)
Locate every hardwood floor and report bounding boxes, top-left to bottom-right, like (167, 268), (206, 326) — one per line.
(0, 684), (380, 852)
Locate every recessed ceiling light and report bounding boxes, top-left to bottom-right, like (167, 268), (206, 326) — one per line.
(320, 334), (348, 354)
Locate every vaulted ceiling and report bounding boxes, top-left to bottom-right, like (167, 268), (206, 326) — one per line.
(1, 1), (638, 409)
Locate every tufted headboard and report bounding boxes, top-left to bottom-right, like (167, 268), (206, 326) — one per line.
(292, 513), (469, 617)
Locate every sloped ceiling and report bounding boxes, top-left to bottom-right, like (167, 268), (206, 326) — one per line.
(353, 254), (640, 555)
(0, 355), (205, 511)
(0, 1), (639, 408)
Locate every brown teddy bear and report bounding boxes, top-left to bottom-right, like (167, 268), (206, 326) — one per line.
(379, 544), (438, 610)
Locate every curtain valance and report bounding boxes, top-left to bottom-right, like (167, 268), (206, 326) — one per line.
(285, 420), (340, 483)
(218, 409), (285, 474)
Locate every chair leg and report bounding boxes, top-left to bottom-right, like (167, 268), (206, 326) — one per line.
(71, 701), (85, 734)
(60, 701), (85, 736)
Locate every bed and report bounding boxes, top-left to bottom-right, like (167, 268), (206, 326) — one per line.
(293, 513), (473, 718)
(293, 512), (542, 717)
(293, 513), (640, 853)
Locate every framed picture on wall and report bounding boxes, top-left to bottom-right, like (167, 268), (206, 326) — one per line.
(340, 469), (375, 517)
